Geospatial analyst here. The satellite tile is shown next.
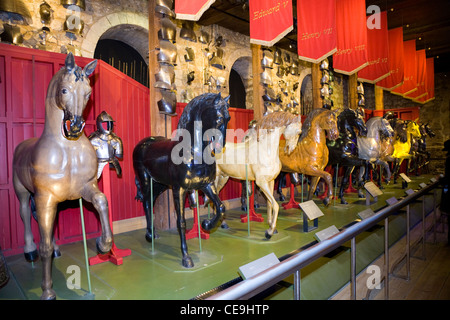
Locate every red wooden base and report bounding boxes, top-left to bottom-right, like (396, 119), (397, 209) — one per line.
(240, 182), (264, 223)
(186, 207), (210, 240)
(344, 175), (358, 193)
(282, 184), (299, 210)
(89, 243), (132, 266)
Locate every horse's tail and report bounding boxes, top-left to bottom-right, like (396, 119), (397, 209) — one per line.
(134, 176), (144, 202)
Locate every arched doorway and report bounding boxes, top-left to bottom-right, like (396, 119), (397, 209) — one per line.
(301, 74), (313, 115)
(229, 56), (252, 109)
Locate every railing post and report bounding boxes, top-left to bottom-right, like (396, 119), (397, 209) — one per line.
(406, 204), (411, 280)
(384, 217), (389, 300)
(350, 237), (356, 300)
(294, 270), (301, 300)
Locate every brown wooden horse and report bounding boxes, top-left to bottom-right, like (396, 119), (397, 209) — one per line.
(12, 53), (112, 300)
(279, 108), (339, 206)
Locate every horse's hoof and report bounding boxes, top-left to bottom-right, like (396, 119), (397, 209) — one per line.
(41, 289), (56, 300)
(96, 237), (111, 255)
(182, 256), (194, 268)
(340, 198), (348, 205)
(145, 231), (159, 242)
(220, 222), (229, 229)
(358, 192), (365, 199)
(265, 230), (272, 240)
(24, 250), (39, 262)
(240, 206), (246, 211)
(279, 195), (285, 201)
(323, 198), (330, 207)
(53, 248), (61, 259)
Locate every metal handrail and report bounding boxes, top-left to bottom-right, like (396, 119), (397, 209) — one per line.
(206, 177), (442, 300)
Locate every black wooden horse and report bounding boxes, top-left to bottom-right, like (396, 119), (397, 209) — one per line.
(133, 93), (230, 268)
(326, 108), (368, 204)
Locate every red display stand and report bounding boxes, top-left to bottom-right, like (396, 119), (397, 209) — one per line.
(282, 184), (299, 210)
(89, 168), (131, 266)
(241, 182), (264, 223)
(186, 207), (210, 240)
(344, 174), (358, 193)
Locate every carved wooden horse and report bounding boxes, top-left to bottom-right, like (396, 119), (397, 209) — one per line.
(13, 53), (112, 300)
(279, 108), (339, 206)
(392, 120), (421, 183)
(214, 112), (302, 239)
(133, 93), (230, 268)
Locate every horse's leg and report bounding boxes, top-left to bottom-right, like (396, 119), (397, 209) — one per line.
(81, 182), (112, 254)
(308, 169), (333, 206)
(258, 179), (279, 239)
(277, 173), (286, 201)
(357, 165), (366, 198)
(13, 177), (38, 261)
(144, 181), (167, 241)
(307, 176), (320, 201)
(201, 183), (225, 231)
(339, 166), (353, 204)
(172, 186), (193, 268)
(34, 194), (58, 300)
(375, 159), (391, 185)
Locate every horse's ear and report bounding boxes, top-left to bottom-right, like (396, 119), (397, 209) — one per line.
(83, 59), (98, 77)
(214, 93), (222, 105)
(65, 52), (75, 71)
(224, 95), (230, 104)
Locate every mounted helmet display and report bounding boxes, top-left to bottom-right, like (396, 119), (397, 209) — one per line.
(184, 47), (195, 62)
(0, 24), (23, 44)
(63, 15), (84, 35)
(261, 50), (274, 69)
(186, 71), (195, 85)
(320, 58), (329, 70)
(180, 21), (197, 42)
(273, 48), (283, 65)
(157, 40), (177, 65)
(158, 17), (176, 42)
(60, 0), (86, 10)
(198, 30), (210, 44)
(260, 70), (273, 86)
(210, 48), (225, 70)
(157, 90), (177, 116)
(39, 1), (53, 25)
(0, 0), (33, 24)
(154, 64), (175, 90)
(155, 0), (174, 17)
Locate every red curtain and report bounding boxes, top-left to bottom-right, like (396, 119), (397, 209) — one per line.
(406, 50), (427, 100)
(376, 27), (404, 90)
(358, 11), (389, 83)
(249, 0), (293, 47)
(416, 58), (435, 104)
(392, 40), (417, 96)
(174, 0), (215, 21)
(333, 0), (368, 75)
(297, 0), (337, 63)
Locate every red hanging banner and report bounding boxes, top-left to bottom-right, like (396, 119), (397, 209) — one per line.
(392, 40), (417, 96)
(376, 27), (404, 90)
(175, 0), (216, 21)
(358, 11), (390, 83)
(297, 0), (337, 63)
(406, 50), (427, 100)
(416, 58), (435, 104)
(333, 0), (368, 75)
(249, 0), (293, 47)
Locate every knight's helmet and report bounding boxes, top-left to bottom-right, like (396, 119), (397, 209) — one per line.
(96, 111), (115, 134)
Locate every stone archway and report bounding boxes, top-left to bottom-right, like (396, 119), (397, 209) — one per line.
(80, 12), (148, 61)
(229, 55), (252, 109)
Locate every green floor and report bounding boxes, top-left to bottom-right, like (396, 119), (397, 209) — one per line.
(0, 175), (440, 300)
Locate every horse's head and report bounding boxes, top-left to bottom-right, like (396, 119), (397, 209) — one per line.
(339, 108), (367, 137)
(407, 121), (421, 139)
(422, 123), (436, 138)
(52, 53), (97, 140)
(395, 120), (408, 143)
(199, 93), (231, 157)
(324, 110), (339, 141)
(380, 118), (394, 138)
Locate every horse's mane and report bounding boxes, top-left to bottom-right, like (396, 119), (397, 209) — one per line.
(257, 111), (300, 130)
(298, 108), (328, 142)
(177, 93), (222, 130)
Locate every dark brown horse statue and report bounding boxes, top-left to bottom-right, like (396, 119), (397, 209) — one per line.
(13, 53), (112, 300)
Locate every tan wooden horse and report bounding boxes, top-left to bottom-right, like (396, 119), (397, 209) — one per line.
(279, 108), (339, 206)
(12, 53), (112, 300)
(214, 112), (302, 239)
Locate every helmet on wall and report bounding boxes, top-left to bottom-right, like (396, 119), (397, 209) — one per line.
(157, 40), (177, 65)
(96, 111), (115, 134)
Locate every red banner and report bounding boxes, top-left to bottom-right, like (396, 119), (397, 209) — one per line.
(358, 11), (389, 83)
(416, 58), (435, 104)
(249, 0), (293, 47)
(376, 27), (404, 90)
(406, 50), (427, 100)
(333, 0), (368, 75)
(392, 40), (417, 96)
(297, 0), (337, 63)
(175, 0), (215, 21)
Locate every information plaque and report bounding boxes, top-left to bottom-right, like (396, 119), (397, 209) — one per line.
(357, 208), (376, 220)
(399, 173), (411, 183)
(405, 189), (415, 196)
(430, 177), (437, 183)
(386, 196), (398, 206)
(419, 182), (427, 189)
(298, 200), (324, 232)
(314, 225), (339, 242)
(364, 181), (383, 205)
(238, 253), (280, 280)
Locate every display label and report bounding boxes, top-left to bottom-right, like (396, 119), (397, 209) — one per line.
(386, 197), (398, 206)
(358, 208), (376, 220)
(238, 252), (280, 280)
(364, 181), (383, 197)
(299, 200), (324, 220)
(399, 173), (411, 183)
(405, 189), (415, 196)
(430, 177), (437, 183)
(419, 183), (427, 189)
(314, 225), (340, 242)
